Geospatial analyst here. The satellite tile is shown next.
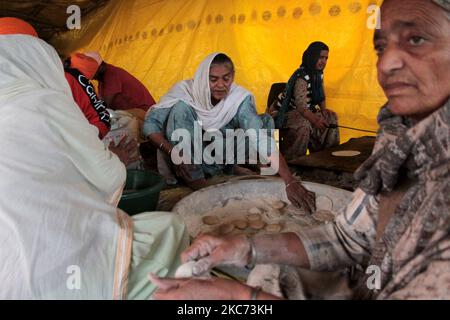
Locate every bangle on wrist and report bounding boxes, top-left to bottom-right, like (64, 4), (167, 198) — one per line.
(245, 236), (257, 270)
(159, 142), (173, 155)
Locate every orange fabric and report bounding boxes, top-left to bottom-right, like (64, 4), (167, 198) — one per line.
(70, 53), (100, 80)
(0, 17), (38, 37)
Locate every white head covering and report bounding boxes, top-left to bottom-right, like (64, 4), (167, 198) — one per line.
(0, 35), (130, 299)
(152, 52), (254, 131)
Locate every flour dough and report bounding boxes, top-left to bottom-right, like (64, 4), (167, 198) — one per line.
(271, 201), (286, 210)
(249, 207), (262, 214)
(265, 223), (283, 233)
(219, 223), (235, 235)
(264, 209), (281, 220)
(175, 261), (211, 279)
(249, 220), (266, 230)
(174, 261), (196, 278)
(316, 196), (333, 211)
(232, 219), (248, 230)
(247, 213), (262, 221)
(202, 215), (220, 225)
(312, 210), (335, 222)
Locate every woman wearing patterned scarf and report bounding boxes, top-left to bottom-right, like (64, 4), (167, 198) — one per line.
(150, 0), (450, 300)
(268, 42), (340, 162)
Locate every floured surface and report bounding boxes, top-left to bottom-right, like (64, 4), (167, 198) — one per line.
(173, 179), (352, 239)
(184, 197), (315, 238)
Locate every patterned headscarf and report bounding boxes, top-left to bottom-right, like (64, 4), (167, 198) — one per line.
(354, 100), (450, 299)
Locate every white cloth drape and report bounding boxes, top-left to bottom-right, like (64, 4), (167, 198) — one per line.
(0, 35), (129, 299)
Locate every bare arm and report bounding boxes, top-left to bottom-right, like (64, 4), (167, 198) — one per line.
(181, 233), (310, 276)
(251, 233), (310, 268)
(148, 132), (173, 155)
(266, 151), (316, 213)
(149, 274), (284, 300)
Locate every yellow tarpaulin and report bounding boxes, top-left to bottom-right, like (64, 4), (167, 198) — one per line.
(52, 0), (386, 143)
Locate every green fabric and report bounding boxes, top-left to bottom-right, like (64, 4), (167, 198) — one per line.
(126, 212), (189, 300)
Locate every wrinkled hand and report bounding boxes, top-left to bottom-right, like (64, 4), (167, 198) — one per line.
(108, 136), (140, 166)
(181, 234), (251, 276)
(286, 181), (316, 214)
(149, 274), (249, 300)
(311, 115), (329, 131)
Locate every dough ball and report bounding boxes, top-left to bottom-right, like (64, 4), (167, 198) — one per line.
(265, 209), (281, 220)
(249, 207), (262, 214)
(249, 220), (266, 230)
(247, 213), (262, 221)
(312, 210), (335, 222)
(174, 261), (211, 279)
(232, 219), (248, 230)
(265, 224), (282, 233)
(202, 215), (220, 225)
(219, 223), (235, 235)
(271, 201), (286, 210)
(316, 196), (333, 211)
(174, 261), (196, 278)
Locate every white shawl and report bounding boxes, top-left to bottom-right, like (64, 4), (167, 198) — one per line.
(151, 52), (253, 131)
(0, 35), (131, 299)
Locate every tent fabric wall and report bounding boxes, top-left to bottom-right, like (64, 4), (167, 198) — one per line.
(52, 0), (386, 143)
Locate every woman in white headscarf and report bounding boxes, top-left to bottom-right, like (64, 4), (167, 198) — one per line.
(0, 17), (188, 300)
(144, 53), (316, 212)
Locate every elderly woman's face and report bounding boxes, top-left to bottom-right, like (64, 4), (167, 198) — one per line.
(375, 0), (450, 119)
(209, 63), (234, 104)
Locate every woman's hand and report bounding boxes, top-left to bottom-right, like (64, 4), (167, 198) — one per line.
(149, 274), (252, 300)
(285, 180), (316, 214)
(310, 115), (328, 131)
(108, 136), (140, 166)
(181, 234), (251, 276)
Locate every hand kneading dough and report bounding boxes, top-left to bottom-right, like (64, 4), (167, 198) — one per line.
(175, 261), (211, 279)
(174, 261), (196, 278)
